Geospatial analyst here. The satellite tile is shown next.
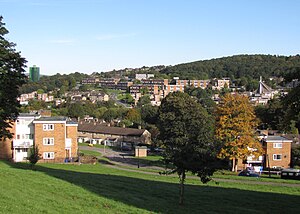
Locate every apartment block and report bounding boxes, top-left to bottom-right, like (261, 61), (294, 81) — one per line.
(263, 136), (292, 169)
(1, 115), (78, 163)
(176, 79), (210, 89)
(33, 117), (78, 162)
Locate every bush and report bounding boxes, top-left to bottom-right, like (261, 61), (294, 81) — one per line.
(28, 145), (40, 165)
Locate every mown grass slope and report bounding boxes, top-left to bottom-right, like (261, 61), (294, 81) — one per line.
(0, 161), (300, 214)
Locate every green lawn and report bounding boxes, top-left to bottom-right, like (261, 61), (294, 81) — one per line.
(1, 160), (300, 213)
(79, 149), (102, 157)
(78, 142), (113, 149)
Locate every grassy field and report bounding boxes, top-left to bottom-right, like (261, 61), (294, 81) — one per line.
(79, 149), (102, 157)
(1, 160), (299, 214)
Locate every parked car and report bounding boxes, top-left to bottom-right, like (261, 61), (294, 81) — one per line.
(154, 147), (164, 153)
(238, 169), (260, 177)
(281, 168), (300, 180)
(121, 145), (132, 151)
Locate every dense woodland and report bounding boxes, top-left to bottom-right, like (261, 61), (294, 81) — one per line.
(160, 54), (300, 79)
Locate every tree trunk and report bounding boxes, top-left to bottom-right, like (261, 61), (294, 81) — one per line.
(232, 158), (237, 172)
(179, 171), (186, 205)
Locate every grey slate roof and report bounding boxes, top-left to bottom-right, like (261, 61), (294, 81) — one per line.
(34, 116), (68, 121)
(78, 123), (146, 137)
(264, 136), (292, 142)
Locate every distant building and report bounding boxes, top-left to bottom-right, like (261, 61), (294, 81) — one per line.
(29, 65), (40, 82)
(135, 73), (155, 80)
(81, 78), (100, 85)
(250, 77), (279, 105)
(211, 78), (230, 90)
(176, 79), (210, 89)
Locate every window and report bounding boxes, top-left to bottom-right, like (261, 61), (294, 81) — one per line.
(43, 138), (54, 145)
(43, 152), (54, 159)
(17, 134), (20, 139)
(43, 124), (54, 131)
(273, 143), (282, 148)
(273, 154), (282, 160)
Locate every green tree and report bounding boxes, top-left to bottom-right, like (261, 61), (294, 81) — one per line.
(102, 108), (118, 122)
(68, 102), (85, 118)
(0, 16), (27, 138)
(125, 108), (141, 125)
(28, 145), (40, 166)
(185, 87), (216, 115)
(255, 97), (284, 130)
(137, 95), (151, 107)
(37, 89), (44, 94)
(280, 72), (300, 133)
(141, 104), (158, 124)
(157, 92), (219, 205)
(216, 93), (262, 171)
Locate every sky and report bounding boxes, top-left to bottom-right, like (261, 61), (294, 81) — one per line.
(1, 0), (300, 75)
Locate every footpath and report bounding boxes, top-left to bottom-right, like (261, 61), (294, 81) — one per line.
(79, 145), (300, 187)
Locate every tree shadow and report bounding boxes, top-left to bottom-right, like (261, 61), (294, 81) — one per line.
(4, 161), (300, 214)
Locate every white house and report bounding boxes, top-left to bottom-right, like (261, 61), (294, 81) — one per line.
(12, 113), (41, 162)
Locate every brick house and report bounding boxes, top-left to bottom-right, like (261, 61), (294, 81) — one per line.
(77, 122), (151, 147)
(262, 136), (292, 169)
(237, 135), (292, 171)
(1, 115), (78, 163)
(33, 117), (78, 162)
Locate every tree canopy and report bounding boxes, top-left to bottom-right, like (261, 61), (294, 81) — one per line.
(157, 92), (219, 204)
(0, 16), (27, 138)
(216, 93), (262, 171)
(160, 54), (300, 80)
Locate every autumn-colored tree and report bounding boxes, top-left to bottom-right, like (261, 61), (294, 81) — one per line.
(216, 93), (262, 172)
(125, 108), (141, 125)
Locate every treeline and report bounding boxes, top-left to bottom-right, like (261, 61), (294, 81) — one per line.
(19, 72), (89, 94)
(160, 54), (300, 80)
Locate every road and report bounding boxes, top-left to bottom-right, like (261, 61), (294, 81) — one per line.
(109, 92), (132, 108)
(79, 145), (300, 187)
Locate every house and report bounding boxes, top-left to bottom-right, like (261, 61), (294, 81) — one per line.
(262, 136), (292, 169)
(1, 115), (78, 163)
(33, 117), (78, 162)
(237, 135), (292, 171)
(77, 122), (151, 147)
(211, 78), (230, 90)
(0, 113), (41, 162)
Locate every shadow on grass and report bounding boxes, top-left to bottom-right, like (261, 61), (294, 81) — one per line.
(5, 161), (300, 214)
(106, 155), (172, 169)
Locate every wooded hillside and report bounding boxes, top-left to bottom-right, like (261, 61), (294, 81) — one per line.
(160, 54), (300, 80)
